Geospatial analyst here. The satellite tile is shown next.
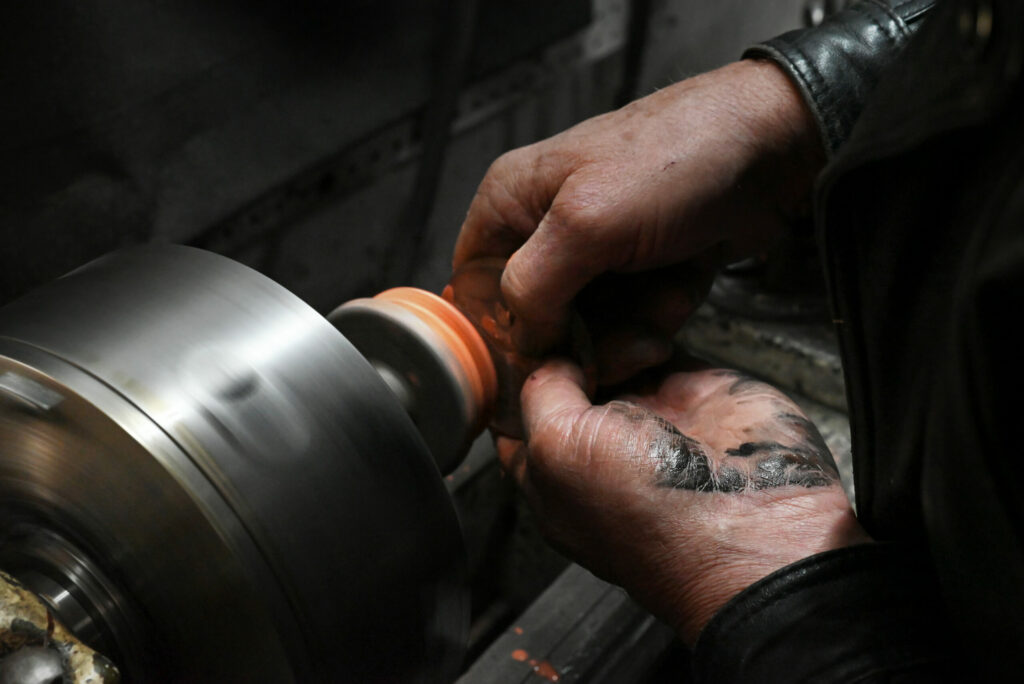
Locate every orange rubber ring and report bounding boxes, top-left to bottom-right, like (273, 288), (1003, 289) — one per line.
(375, 288), (498, 430)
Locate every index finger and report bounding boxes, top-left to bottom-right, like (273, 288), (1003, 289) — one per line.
(500, 198), (636, 353)
(453, 146), (568, 269)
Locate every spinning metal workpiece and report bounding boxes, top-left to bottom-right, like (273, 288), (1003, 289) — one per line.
(329, 287), (498, 475)
(0, 246), (467, 681)
(330, 257), (548, 469)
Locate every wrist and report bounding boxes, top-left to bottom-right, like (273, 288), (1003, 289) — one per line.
(717, 59), (827, 253)
(665, 489), (871, 645)
(735, 58), (826, 191)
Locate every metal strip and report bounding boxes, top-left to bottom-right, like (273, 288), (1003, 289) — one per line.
(191, 0), (628, 256)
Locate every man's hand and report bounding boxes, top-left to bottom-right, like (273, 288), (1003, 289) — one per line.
(454, 60), (824, 380)
(498, 361), (869, 644)
(461, 58), (848, 641)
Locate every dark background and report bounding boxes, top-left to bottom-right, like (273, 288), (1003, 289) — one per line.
(0, 0), (806, 312)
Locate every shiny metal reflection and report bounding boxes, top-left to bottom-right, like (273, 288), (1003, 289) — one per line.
(0, 246), (467, 681)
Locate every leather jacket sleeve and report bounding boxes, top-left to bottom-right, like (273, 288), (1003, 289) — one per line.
(691, 544), (955, 683)
(743, 0), (936, 154)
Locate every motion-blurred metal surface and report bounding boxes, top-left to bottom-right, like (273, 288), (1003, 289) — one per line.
(0, 246), (467, 681)
(330, 288), (497, 475)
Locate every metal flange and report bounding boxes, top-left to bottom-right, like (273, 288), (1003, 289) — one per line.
(0, 246), (467, 681)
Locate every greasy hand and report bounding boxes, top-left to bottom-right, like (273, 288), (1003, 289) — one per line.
(498, 361), (869, 644)
(455, 60), (824, 381)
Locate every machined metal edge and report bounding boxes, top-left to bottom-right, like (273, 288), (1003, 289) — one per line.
(0, 246), (469, 681)
(0, 341), (299, 681)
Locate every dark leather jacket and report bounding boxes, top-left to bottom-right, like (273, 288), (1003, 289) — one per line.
(693, 1), (1024, 681)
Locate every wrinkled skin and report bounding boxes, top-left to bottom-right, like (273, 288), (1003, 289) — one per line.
(454, 58), (871, 643)
(454, 60), (825, 382)
(497, 361), (869, 644)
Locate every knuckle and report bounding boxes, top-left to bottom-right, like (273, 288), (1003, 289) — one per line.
(478, 148), (553, 233)
(544, 193), (606, 244)
(488, 148), (520, 176)
(488, 146), (538, 186)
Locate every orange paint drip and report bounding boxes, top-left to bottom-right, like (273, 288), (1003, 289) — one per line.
(496, 303), (512, 328)
(511, 649), (529, 662)
(513, 626), (524, 635)
(480, 314), (499, 338)
(533, 660), (560, 682)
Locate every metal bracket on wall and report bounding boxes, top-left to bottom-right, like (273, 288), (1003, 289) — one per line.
(191, 0), (628, 256)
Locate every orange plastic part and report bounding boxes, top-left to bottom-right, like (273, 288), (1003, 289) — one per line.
(374, 287), (498, 431)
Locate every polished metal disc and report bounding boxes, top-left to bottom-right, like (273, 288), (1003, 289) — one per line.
(0, 246), (467, 681)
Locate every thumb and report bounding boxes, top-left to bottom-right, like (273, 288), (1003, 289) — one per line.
(519, 359), (591, 448)
(520, 359), (667, 479)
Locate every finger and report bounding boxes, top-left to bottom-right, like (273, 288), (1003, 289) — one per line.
(633, 256), (717, 333)
(578, 255), (718, 337)
(502, 207), (630, 353)
(522, 362), (702, 487)
(519, 359), (591, 445)
(520, 359), (643, 479)
(452, 213), (525, 269)
(495, 436), (527, 484)
(576, 257), (718, 385)
(453, 146), (568, 269)
(592, 327), (674, 386)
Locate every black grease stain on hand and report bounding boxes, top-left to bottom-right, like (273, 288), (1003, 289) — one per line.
(751, 452), (835, 488)
(603, 394), (838, 494)
(715, 465), (747, 492)
(775, 411), (839, 472)
(605, 401), (717, 491)
(657, 430), (716, 491)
